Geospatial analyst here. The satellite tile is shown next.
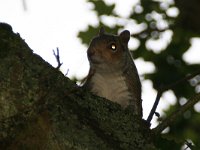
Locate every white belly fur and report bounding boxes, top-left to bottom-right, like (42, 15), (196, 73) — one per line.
(90, 72), (132, 107)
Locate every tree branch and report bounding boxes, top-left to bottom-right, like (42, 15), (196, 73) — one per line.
(153, 93), (200, 135)
(0, 22), (156, 150)
(147, 69), (200, 124)
(146, 89), (163, 124)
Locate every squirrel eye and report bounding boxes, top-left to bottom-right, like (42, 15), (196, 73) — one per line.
(110, 43), (117, 51)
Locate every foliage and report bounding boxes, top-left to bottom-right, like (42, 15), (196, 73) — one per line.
(78, 0), (200, 149)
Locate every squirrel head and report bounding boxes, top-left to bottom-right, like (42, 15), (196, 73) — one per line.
(87, 27), (130, 68)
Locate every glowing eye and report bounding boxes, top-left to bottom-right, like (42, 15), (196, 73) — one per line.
(110, 43), (117, 51)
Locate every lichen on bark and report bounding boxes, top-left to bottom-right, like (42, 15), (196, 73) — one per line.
(0, 23), (156, 150)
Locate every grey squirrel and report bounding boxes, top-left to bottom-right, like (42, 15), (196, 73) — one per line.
(83, 28), (142, 117)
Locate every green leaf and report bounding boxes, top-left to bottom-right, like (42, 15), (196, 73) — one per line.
(78, 0), (200, 149)
(78, 25), (99, 45)
(88, 0), (115, 16)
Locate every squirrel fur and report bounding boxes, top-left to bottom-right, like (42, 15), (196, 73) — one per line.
(84, 28), (142, 117)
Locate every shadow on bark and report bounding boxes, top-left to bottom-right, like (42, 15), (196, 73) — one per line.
(0, 23), (154, 150)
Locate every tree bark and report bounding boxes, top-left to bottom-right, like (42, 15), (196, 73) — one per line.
(0, 23), (155, 150)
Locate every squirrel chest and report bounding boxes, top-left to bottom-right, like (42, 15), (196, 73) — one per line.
(89, 70), (132, 107)
(84, 28), (142, 116)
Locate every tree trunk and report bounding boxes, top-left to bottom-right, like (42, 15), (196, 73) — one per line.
(0, 23), (156, 150)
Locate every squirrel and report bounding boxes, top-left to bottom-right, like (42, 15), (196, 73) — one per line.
(83, 27), (142, 117)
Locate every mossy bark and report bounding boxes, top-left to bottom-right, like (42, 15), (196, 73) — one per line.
(0, 23), (156, 150)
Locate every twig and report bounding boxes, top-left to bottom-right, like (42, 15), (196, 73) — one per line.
(146, 89), (163, 124)
(152, 93), (200, 135)
(160, 69), (200, 91)
(146, 69), (200, 124)
(65, 69), (69, 76)
(22, 0), (27, 11)
(184, 140), (193, 150)
(53, 47), (63, 69)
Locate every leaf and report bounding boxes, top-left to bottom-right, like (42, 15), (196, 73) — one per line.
(88, 0), (115, 16)
(78, 0), (200, 149)
(78, 25), (99, 45)
(154, 134), (182, 150)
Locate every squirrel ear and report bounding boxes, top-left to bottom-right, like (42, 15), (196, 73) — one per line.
(99, 27), (105, 36)
(119, 30), (130, 44)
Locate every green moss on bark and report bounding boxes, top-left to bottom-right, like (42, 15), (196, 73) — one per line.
(0, 23), (156, 150)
